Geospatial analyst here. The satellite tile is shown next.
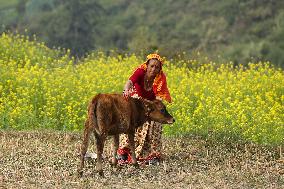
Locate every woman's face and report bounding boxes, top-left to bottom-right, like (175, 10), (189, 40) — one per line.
(146, 59), (161, 77)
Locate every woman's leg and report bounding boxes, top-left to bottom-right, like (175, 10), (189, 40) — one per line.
(118, 121), (163, 163)
(118, 123), (149, 162)
(139, 121), (163, 161)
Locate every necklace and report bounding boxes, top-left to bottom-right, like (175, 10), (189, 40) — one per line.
(144, 76), (153, 91)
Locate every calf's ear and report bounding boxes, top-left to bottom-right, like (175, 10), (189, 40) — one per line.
(141, 99), (154, 111)
(142, 98), (153, 104)
(153, 99), (165, 109)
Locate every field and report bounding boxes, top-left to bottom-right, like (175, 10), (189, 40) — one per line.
(0, 33), (284, 188)
(0, 130), (283, 188)
(0, 33), (283, 145)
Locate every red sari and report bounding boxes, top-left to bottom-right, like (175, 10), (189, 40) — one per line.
(118, 63), (172, 165)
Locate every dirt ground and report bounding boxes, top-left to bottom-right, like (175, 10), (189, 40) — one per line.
(0, 130), (283, 189)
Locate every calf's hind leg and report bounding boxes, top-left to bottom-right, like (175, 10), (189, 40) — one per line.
(95, 132), (106, 176)
(78, 120), (92, 176)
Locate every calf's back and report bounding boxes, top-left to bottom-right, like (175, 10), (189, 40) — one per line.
(89, 94), (146, 135)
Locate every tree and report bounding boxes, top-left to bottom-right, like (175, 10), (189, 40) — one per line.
(30, 0), (104, 56)
(127, 26), (158, 54)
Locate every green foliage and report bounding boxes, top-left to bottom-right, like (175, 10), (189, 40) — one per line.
(25, 0), (104, 56)
(0, 0), (284, 67)
(1, 33), (283, 145)
(0, 0), (18, 10)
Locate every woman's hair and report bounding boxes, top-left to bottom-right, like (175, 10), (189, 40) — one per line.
(146, 58), (161, 65)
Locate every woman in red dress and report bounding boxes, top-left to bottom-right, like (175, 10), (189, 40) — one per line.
(118, 53), (172, 165)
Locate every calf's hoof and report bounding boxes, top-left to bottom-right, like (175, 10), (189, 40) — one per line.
(77, 170), (83, 177)
(110, 163), (117, 167)
(109, 157), (118, 166)
(98, 170), (104, 177)
(132, 162), (139, 168)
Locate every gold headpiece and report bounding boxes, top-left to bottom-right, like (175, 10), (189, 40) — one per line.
(146, 53), (164, 64)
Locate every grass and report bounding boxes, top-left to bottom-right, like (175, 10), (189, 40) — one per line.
(0, 130), (283, 188)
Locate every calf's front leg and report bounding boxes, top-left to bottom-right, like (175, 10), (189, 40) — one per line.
(111, 134), (119, 165)
(128, 132), (138, 166)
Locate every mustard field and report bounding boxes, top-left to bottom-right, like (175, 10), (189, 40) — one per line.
(0, 33), (283, 145)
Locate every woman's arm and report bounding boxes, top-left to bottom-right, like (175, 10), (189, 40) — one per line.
(123, 80), (133, 99)
(123, 68), (143, 99)
(123, 80), (133, 91)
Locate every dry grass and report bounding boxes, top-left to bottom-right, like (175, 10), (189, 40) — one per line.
(0, 130), (283, 189)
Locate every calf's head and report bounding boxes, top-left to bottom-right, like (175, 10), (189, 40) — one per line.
(142, 99), (175, 124)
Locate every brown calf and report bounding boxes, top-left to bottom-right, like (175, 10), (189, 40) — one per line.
(78, 93), (174, 176)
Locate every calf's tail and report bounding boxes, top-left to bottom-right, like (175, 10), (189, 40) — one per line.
(78, 94), (101, 176)
(88, 94), (101, 135)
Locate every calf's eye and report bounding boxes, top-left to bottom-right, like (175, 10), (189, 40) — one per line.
(160, 109), (165, 114)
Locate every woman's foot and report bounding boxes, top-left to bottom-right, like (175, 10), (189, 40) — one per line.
(146, 157), (160, 165)
(138, 153), (161, 165)
(117, 148), (132, 165)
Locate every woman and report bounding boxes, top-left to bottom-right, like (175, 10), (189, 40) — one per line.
(117, 53), (172, 165)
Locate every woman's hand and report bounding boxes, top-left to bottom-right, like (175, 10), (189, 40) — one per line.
(123, 80), (133, 100)
(156, 96), (163, 101)
(123, 89), (130, 100)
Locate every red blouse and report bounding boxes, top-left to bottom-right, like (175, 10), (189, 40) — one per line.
(129, 68), (156, 101)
